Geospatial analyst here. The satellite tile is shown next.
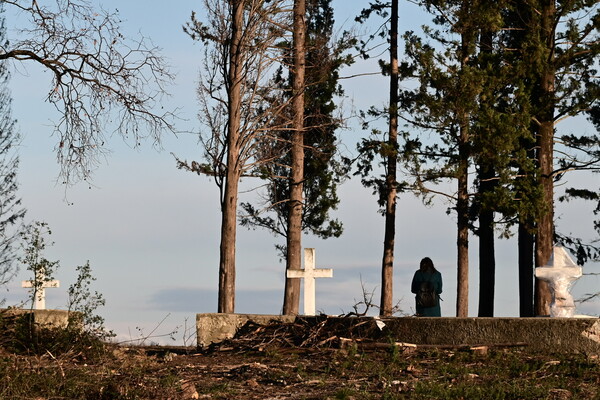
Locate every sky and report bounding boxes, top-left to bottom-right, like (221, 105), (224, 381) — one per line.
(3, 1), (599, 345)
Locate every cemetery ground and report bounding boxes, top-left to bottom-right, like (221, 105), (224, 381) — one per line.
(1, 318), (599, 399)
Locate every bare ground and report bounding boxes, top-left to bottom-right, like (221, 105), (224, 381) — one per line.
(1, 319), (599, 399)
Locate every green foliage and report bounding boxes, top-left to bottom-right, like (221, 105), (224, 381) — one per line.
(589, 103), (600, 130)
(353, 1), (414, 220)
(19, 221), (60, 309)
(68, 261), (113, 340)
(334, 387), (357, 399)
(355, 0), (598, 315)
(240, 0), (355, 256)
(0, 5), (25, 291)
(14, 220), (113, 355)
(512, 2), (599, 205)
(1, 315), (105, 359)
(354, 127), (412, 212)
(354, 0), (393, 59)
(393, 0), (599, 236)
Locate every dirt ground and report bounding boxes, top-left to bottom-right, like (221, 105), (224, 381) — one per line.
(117, 342), (600, 400)
(1, 317), (599, 399)
(141, 346), (368, 399)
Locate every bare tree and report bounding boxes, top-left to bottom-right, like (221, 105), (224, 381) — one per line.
(180, 0), (289, 313)
(0, 0), (175, 184)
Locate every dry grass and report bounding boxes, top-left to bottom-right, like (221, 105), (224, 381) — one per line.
(1, 318), (599, 399)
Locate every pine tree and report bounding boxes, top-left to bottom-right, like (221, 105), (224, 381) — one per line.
(505, 0), (599, 315)
(282, 0), (308, 315)
(399, 0), (597, 317)
(468, 2), (542, 316)
(0, 6), (25, 287)
(398, 0), (494, 317)
(354, 0), (401, 317)
(239, 0), (353, 313)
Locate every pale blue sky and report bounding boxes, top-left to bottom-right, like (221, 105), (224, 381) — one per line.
(3, 1), (598, 344)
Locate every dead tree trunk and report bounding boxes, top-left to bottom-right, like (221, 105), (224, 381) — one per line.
(217, 0), (245, 313)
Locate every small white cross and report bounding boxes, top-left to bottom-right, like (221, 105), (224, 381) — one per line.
(287, 248), (333, 316)
(22, 271), (60, 310)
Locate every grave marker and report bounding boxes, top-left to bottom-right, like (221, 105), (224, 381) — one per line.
(287, 248), (333, 316)
(535, 246), (582, 317)
(22, 271), (60, 310)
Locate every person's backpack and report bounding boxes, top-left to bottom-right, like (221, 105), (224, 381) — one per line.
(417, 281), (437, 308)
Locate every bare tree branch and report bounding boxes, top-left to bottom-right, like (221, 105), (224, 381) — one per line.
(1, 0), (175, 184)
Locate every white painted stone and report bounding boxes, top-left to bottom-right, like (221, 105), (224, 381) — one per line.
(374, 316), (386, 330)
(287, 248), (333, 316)
(22, 271), (60, 310)
(535, 246), (582, 317)
(582, 320), (600, 344)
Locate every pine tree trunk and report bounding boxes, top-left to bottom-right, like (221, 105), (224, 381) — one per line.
(456, 152), (469, 317)
(455, 3), (472, 318)
(476, 26), (496, 318)
(534, 0), (555, 317)
(217, 0), (245, 314)
(477, 167), (495, 317)
(379, 0), (399, 317)
(535, 134), (553, 316)
(218, 173), (239, 313)
(283, 0), (306, 315)
(518, 221), (535, 317)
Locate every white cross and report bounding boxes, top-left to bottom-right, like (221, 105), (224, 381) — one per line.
(21, 271), (60, 310)
(287, 248), (333, 316)
(535, 246), (582, 317)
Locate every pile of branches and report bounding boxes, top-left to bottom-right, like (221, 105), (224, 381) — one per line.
(205, 316), (390, 353)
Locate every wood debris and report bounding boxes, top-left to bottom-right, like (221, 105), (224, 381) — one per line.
(203, 316), (529, 355)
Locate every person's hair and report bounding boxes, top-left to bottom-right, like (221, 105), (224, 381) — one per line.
(420, 257), (437, 273)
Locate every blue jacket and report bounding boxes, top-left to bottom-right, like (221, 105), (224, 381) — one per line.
(411, 269), (443, 316)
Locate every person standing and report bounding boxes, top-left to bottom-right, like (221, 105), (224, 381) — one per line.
(411, 257), (443, 316)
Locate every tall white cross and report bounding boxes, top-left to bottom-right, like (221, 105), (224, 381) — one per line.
(21, 271), (60, 310)
(287, 248), (333, 316)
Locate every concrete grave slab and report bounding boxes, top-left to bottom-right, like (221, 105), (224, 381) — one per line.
(1, 308), (78, 330)
(379, 317), (600, 354)
(197, 314), (600, 355)
(197, 313), (295, 348)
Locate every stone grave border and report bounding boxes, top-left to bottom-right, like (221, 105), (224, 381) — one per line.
(197, 313), (600, 355)
(1, 308), (76, 330)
